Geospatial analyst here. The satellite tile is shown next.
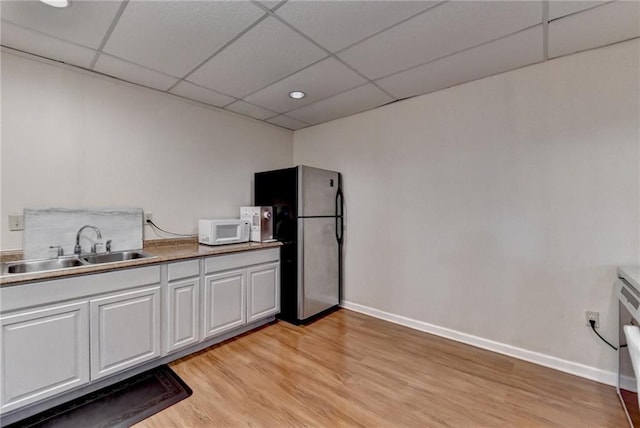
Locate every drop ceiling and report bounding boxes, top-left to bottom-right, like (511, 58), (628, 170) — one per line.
(1, 1), (638, 130)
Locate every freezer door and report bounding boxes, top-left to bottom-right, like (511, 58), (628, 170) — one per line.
(298, 217), (339, 319)
(298, 166), (340, 217)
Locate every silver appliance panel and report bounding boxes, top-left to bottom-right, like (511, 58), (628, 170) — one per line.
(297, 217), (340, 320)
(298, 166), (340, 217)
(618, 277), (640, 427)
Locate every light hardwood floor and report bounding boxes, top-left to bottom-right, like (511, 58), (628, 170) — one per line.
(136, 309), (627, 427)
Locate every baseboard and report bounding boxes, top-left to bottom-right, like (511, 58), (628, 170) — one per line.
(340, 300), (618, 387)
(621, 374), (636, 392)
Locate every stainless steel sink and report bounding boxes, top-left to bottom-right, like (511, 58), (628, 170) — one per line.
(3, 256), (88, 274)
(81, 250), (151, 264)
(2, 250), (153, 275)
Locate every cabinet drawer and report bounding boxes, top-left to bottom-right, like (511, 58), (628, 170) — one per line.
(204, 248), (279, 274)
(168, 259), (200, 281)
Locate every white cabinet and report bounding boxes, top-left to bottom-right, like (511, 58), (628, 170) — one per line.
(203, 249), (280, 338)
(203, 269), (246, 338)
(0, 301), (89, 412)
(90, 287), (161, 380)
(165, 260), (200, 354)
(0, 248), (279, 415)
(247, 262), (280, 322)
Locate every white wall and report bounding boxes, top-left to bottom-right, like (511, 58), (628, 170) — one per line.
(1, 50), (293, 250)
(294, 39), (640, 380)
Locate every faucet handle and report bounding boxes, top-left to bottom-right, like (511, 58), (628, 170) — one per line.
(49, 246), (64, 257)
(91, 242), (105, 254)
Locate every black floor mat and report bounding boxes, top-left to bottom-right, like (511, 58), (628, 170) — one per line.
(7, 365), (192, 428)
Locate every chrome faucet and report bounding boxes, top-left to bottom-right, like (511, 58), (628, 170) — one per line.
(74, 225), (102, 255)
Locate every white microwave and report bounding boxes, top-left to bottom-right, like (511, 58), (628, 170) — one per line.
(198, 219), (250, 246)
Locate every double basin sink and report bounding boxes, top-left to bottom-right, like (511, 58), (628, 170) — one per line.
(2, 251), (152, 275)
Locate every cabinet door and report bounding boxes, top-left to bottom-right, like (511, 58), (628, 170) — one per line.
(203, 269), (246, 338)
(1, 301), (89, 412)
(166, 278), (200, 354)
(247, 262), (280, 322)
(90, 287), (160, 380)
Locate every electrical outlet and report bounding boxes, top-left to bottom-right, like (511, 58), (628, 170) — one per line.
(586, 311), (600, 328)
(8, 214), (23, 231)
(144, 212), (153, 224)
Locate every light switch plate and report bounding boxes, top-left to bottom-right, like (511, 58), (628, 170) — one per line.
(8, 214), (24, 231)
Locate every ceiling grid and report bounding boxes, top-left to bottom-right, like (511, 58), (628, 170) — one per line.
(542, 0), (549, 60)
(88, 0), (129, 69)
(0, 0), (637, 130)
(166, 11), (271, 93)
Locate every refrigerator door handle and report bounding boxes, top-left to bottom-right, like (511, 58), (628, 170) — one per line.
(335, 187), (344, 218)
(335, 188), (344, 244)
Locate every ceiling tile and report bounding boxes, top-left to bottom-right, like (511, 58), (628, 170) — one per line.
(0, 0), (124, 49)
(338, 1), (543, 80)
(244, 58), (367, 113)
(0, 21), (97, 68)
(377, 26), (544, 99)
(286, 84), (394, 125)
(548, 1), (608, 20)
(187, 17), (327, 98)
(256, 1), (283, 11)
(266, 115), (309, 131)
(275, 0), (439, 52)
(93, 54), (179, 91)
(548, 1), (640, 58)
(224, 100), (278, 121)
(103, 1), (264, 78)
(169, 81), (236, 108)
(267, 114), (309, 131)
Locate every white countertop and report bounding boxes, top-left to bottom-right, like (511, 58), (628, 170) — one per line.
(618, 266), (640, 290)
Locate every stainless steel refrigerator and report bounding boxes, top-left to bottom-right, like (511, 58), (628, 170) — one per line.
(254, 165), (343, 324)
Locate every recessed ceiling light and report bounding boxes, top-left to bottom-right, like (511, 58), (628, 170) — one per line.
(40, 0), (70, 8)
(288, 91), (306, 99)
